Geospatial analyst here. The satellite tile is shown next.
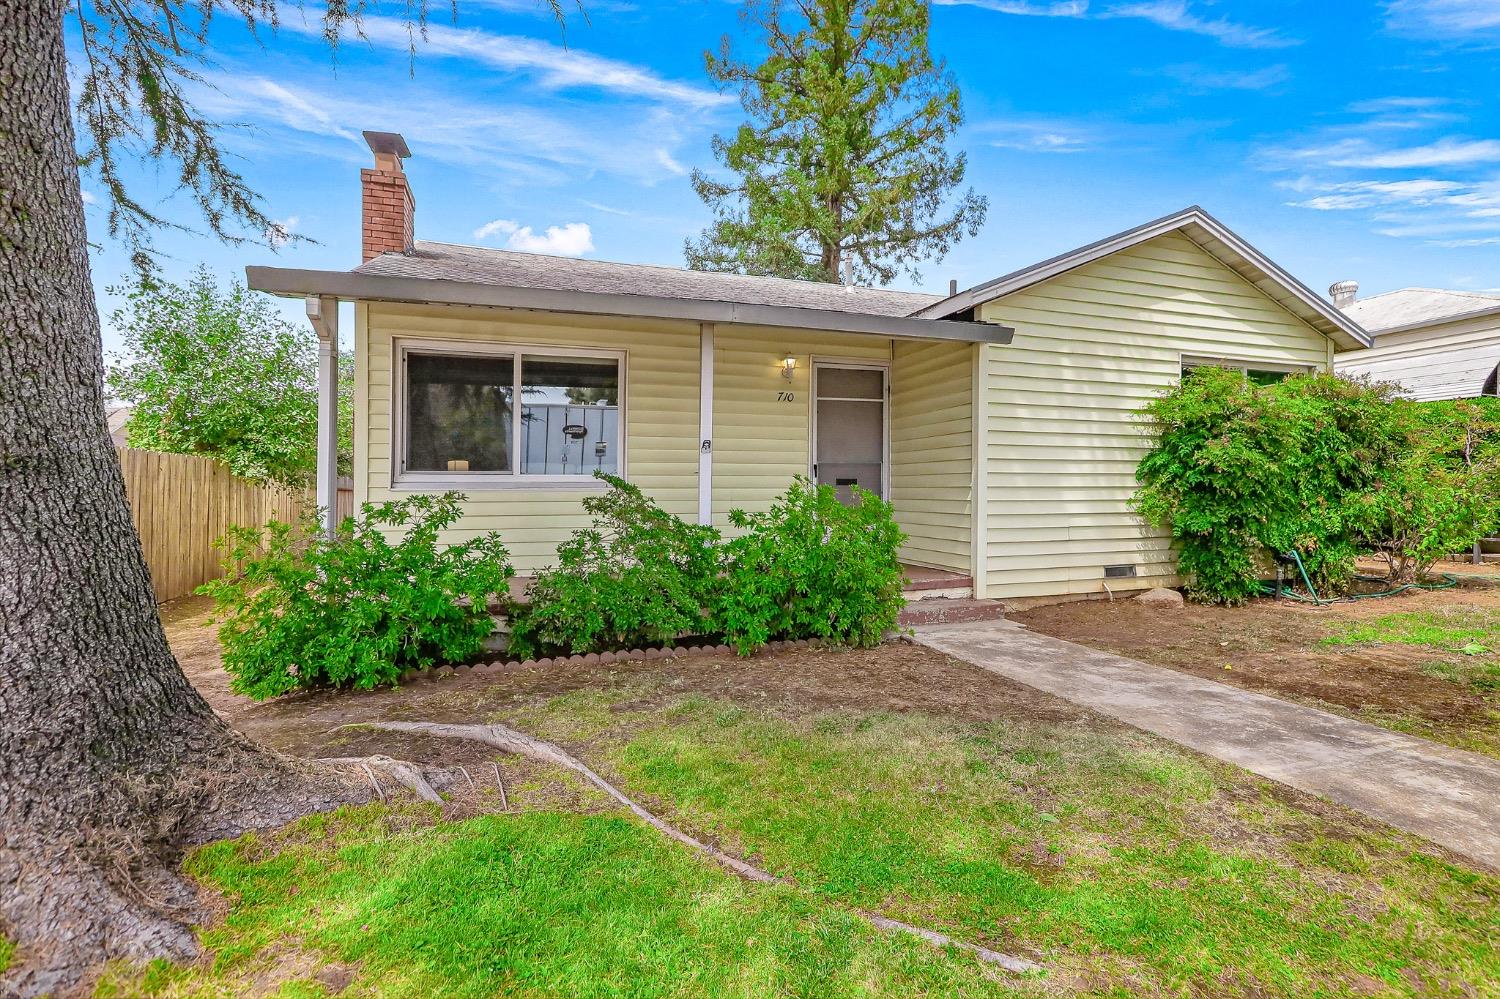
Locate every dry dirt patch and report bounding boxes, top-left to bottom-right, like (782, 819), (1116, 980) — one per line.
(1011, 581), (1500, 757)
(163, 596), (1103, 765)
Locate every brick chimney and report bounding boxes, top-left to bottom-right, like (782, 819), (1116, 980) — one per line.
(361, 130), (414, 262)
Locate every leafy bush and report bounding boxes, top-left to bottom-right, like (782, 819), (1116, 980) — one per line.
(201, 493), (512, 698)
(1134, 370), (1401, 604)
(717, 477), (906, 655)
(507, 474), (722, 657)
(1355, 398), (1500, 581)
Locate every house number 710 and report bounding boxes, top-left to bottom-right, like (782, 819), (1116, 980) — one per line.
(777, 391), (796, 402)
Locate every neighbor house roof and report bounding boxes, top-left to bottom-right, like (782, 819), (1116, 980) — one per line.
(1342, 288), (1500, 335)
(911, 206), (1372, 352)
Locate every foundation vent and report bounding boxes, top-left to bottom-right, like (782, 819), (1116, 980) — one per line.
(1103, 564), (1138, 579)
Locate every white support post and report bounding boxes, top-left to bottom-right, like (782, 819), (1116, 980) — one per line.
(698, 323), (714, 526)
(307, 295), (340, 539)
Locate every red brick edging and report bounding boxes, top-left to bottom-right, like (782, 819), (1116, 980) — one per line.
(399, 638), (826, 687)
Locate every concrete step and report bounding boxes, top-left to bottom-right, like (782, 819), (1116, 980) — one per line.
(898, 597), (1008, 628)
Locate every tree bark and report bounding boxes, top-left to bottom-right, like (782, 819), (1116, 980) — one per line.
(0, 2), (353, 993)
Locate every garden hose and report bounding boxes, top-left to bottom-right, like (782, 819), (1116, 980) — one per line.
(1263, 549), (1460, 605)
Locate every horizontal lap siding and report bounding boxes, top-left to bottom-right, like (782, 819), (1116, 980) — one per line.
(359, 303), (699, 573)
(711, 327), (890, 531)
(890, 340), (972, 571)
(1334, 314), (1500, 400)
(978, 232), (1332, 599)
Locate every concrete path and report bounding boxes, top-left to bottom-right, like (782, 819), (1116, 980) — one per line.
(915, 619), (1500, 871)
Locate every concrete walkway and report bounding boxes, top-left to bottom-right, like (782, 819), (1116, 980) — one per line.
(915, 619), (1500, 871)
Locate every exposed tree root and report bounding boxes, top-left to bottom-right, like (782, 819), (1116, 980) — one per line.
(345, 719), (1041, 975)
(318, 756), (445, 804)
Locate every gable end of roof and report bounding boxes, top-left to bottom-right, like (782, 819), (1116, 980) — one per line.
(912, 206), (1372, 352)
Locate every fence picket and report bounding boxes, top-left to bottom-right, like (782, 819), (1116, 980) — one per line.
(115, 448), (314, 602)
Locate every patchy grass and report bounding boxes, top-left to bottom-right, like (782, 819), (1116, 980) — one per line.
(0, 934), (14, 975)
(95, 806), (1026, 999)
(100, 685), (1499, 998)
(1322, 608), (1500, 692)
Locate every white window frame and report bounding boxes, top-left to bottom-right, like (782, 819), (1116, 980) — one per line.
(1180, 354), (1313, 383)
(808, 356), (892, 501)
(391, 337), (627, 491)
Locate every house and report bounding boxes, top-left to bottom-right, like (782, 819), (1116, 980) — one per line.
(1330, 282), (1500, 400)
(247, 131), (1371, 602)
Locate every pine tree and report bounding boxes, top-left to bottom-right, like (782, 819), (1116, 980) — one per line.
(686, 0), (987, 286)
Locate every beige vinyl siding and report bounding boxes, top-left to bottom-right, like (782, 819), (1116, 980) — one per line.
(710, 327), (891, 531)
(356, 307), (941, 570)
(1334, 313), (1500, 400)
(890, 340), (973, 572)
(358, 302), (700, 573)
(977, 231), (1333, 599)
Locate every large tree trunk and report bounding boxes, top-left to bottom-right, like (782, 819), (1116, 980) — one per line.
(0, 2), (353, 993)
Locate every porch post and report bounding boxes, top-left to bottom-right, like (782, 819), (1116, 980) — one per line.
(306, 295), (340, 538)
(698, 322), (714, 526)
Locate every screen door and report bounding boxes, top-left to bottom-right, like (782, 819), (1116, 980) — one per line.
(812, 363), (886, 503)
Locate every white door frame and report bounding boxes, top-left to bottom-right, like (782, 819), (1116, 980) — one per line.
(808, 356), (892, 500)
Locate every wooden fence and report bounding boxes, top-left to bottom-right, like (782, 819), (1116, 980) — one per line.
(118, 448), (312, 602)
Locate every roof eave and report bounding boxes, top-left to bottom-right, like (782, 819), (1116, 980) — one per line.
(1362, 302), (1500, 338)
(246, 266), (1013, 345)
(912, 206), (1372, 352)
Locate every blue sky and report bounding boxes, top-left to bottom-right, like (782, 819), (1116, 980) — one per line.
(79, 0), (1500, 353)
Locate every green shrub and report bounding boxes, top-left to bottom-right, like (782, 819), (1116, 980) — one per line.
(508, 474), (722, 657)
(1134, 370), (1401, 604)
(1355, 398), (1500, 581)
(717, 477), (906, 655)
(201, 493), (512, 698)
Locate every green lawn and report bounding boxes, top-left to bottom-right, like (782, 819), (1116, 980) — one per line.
(99, 685), (1500, 998)
(1322, 607), (1500, 693)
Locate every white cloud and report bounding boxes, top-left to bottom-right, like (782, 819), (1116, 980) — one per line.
(1348, 96), (1452, 114)
(267, 215), (300, 247)
(504, 221), (594, 255)
(938, 0), (1296, 47)
(1385, 0), (1500, 38)
(654, 149), (688, 175)
(1103, 1), (1300, 49)
(80, 190), (97, 205)
(933, 0), (1087, 14)
(1161, 63), (1290, 91)
(473, 218), (520, 240)
(982, 118), (1097, 153)
(194, 73), (703, 187)
(1329, 138), (1500, 169)
(330, 17), (728, 109)
(1284, 178), (1467, 211)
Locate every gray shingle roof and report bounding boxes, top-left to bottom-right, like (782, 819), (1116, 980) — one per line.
(354, 241), (942, 319)
(1344, 287), (1500, 333)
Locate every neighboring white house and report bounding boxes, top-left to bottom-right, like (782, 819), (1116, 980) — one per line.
(1332, 283), (1500, 400)
(248, 131), (1372, 602)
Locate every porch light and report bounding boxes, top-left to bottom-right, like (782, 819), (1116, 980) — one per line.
(781, 354), (797, 380)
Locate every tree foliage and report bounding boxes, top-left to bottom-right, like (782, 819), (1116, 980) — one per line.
(686, 0), (986, 285)
(70, 0), (581, 271)
(1135, 369), (1500, 604)
(106, 267), (350, 485)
